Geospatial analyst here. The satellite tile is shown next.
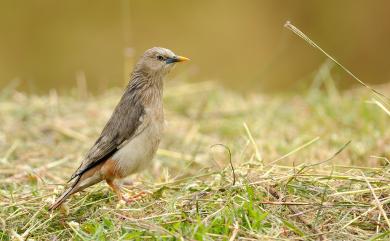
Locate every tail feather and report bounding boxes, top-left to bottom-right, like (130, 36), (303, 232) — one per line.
(49, 165), (103, 211)
(49, 177), (80, 210)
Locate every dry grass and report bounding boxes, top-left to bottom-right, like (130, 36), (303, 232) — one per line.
(0, 80), (389, 240)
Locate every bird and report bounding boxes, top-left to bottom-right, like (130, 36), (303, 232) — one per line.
(49, 47), (189, 210)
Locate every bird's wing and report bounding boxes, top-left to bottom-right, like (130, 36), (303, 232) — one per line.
(70, 91), (145, 180)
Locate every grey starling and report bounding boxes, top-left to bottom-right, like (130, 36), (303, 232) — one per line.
(50, 47), (189, 210)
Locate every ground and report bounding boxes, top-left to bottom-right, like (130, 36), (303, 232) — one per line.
(0, 80), (389, 240)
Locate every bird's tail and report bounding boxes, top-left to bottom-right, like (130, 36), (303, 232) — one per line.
(49, 177), (80, 210)
(49, 163), (102, 210)
(49, 164), (103, 211)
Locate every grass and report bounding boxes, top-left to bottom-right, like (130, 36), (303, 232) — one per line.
(0, 77), (389, 240)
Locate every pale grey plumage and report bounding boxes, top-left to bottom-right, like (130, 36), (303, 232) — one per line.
(70, 78), (146, 180)
(50, 47), (188, 210)
(71, 47), (175, 180)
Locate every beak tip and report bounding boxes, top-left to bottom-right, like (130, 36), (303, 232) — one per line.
(176, 56), (190, 62)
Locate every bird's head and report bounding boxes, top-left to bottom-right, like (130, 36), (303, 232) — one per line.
(137, 47), (189, 76)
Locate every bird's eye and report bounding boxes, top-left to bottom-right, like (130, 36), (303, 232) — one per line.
(156, 55), (164, 61)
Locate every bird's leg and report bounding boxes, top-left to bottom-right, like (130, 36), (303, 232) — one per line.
(121, 178), (147, 203)
(106, 179), (148, 204)
(106, 179), (122, 201)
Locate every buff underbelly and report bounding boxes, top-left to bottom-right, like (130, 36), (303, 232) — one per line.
(109, 125), (161, 178)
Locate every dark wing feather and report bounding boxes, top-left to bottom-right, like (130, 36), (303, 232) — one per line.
(70, 87), (144, 180)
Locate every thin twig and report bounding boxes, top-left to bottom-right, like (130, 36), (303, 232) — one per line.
(368, 98), (390, 116)
(229, 221), (239, 241)
(284, 21), (390, 104)
(285, 140), (351, 186)
(211, 143), (236, 186)
(243, 122), (262, 162)
(361, 171), (390, 229)
(305, 140), (351, 168)
(267, 136), (320, 166)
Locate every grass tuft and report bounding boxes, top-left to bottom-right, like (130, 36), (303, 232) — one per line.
(0, 81), (389, 240)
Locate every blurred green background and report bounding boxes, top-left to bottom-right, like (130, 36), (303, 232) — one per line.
(1, 0), (390, 93)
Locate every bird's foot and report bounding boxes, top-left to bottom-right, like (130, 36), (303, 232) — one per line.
(123, 191), (147, 204)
